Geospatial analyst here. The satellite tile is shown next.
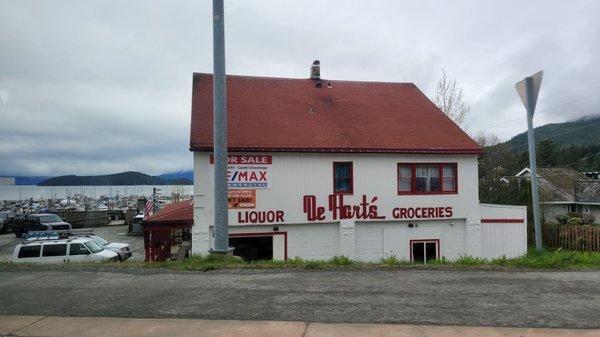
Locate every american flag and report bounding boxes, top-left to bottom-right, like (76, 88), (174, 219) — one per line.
(143, 200), (154, 220)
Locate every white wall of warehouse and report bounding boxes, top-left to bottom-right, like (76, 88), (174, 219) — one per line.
(479, 204), (527, 259)
(192, 152), (527, 261)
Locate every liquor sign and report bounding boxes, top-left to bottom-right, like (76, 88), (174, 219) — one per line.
(228, 189), (256, 209)
(210, 155), (272, 189)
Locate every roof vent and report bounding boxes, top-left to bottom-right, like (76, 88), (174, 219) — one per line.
(310, 60), (320, 80)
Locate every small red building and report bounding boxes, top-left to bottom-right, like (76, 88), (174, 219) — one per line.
(142, 199), (193, 262)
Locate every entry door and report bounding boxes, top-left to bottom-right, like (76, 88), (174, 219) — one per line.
(411, 240), (439, 264)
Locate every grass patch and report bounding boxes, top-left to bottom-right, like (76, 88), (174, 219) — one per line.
(3, 248), (600, 271)
(490, 247), (600, 269)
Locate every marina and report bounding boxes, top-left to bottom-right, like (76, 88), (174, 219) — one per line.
(0, 185), (194, 202)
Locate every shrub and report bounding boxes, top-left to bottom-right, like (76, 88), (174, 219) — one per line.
(453, 255), (487, 265)
(491, 255), (509, 266)
(544, 219), (559, 229)
(582, 213), (596, 224)
(555, 214), (569, 225)
(304, 260), (323, 269)
(427, 256), (449, 265)
(555, 212), (594, 226)
(329, 255), (354, 266)
(380, 255), (400, 266)
(566, 217), (583, 226)
(566, 212), (583, 219)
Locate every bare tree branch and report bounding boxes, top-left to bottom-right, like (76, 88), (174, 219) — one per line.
(434, 68), (470, 130)
(473, 130), (500, 147)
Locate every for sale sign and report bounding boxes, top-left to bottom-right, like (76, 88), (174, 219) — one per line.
(210, 155), (272, 189)
(228, 190), (256, 209)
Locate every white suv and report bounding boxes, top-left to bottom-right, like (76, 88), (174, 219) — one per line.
(10, 238), (118, 264)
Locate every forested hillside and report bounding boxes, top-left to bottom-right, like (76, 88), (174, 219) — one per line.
(479, 116), (600, 206)
(504, 116), (600, 153)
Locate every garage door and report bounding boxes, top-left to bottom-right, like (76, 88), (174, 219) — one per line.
(229, 232), (286, 261)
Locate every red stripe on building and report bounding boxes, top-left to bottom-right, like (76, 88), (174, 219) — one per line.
(481, 218), (524, 223)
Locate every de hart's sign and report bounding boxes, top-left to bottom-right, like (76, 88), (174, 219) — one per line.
(302, 194), (453, 222)
(210, 155), (272, 189)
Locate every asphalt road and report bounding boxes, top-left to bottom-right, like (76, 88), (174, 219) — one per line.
(0, 267), (599, 329)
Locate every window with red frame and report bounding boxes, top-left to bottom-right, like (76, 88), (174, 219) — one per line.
(333, 162), (353, 194)
(397, 163), (457, 194)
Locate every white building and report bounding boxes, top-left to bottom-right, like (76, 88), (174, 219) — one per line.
(189, 66), (527, 262)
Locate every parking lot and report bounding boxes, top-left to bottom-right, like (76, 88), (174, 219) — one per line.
(0, 224), (145, 261)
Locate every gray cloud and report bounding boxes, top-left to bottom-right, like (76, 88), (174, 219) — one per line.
(1, 0), (599, 176)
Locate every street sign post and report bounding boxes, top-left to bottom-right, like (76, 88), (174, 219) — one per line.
(515, 71), (543, 251)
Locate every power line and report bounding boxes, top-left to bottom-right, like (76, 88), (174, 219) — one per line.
(537, 91), (600, 114)
(480, 90), (600, 131)
(480, 116), (526, 131)
(483, 117), (600, 157)
(563, 151), (600, 167)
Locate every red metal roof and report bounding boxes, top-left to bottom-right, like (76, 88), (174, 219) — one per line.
(144, 199), (193, 225)
(190, 73), (482, 154)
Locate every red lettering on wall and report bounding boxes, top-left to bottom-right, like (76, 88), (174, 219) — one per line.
(391, 206), (454, 219)
(303, 194), (386, 221)
(445, 206), (453, 217)
(428, 208), (435, 218)
(210, 155), (273, 165)
(303, 195), (326, 221)
(237, 210), (285, 224)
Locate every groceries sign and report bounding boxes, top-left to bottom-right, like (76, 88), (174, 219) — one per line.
(210, 155), (272, 189)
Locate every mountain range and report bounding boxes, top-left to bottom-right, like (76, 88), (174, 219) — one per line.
(37, 171), (193, 186)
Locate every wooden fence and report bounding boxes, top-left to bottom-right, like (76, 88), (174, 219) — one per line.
(528, 225), (600, 252)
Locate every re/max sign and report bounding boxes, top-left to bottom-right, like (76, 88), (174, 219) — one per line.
(210, 155), (272, 165)
(210, 155), (272, 189)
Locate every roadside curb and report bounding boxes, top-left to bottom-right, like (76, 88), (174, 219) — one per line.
(1, 316), (599, 337)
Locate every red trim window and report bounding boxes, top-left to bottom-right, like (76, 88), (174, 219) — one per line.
(333, 162), (353, 194)
(410, 239), (440, 264)
(397, 163), (457, 194)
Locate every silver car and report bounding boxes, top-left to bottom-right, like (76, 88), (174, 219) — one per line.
(75, 234), (132, 261)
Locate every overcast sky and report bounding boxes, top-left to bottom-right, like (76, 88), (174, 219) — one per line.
(1, 0), (599, 177)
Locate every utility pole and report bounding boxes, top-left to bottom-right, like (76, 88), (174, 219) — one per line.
(211, 0), (231, 255)
(516, 71), (544, 251)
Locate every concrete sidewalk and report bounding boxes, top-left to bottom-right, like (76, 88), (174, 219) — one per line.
(1, 316), (599, 337)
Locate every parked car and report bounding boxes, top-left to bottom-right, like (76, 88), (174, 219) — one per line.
(74, 234), (132, 261)
(10, 237), (118, 264)
(0, 212), (9, 234)
(6, 213), (72, 238)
